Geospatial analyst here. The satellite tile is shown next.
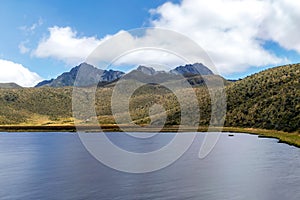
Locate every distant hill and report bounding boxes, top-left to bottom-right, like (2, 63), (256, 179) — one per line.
(0, 83), (22, 89)
(0, 63), (298, 132)
(35, 63), (124, 87)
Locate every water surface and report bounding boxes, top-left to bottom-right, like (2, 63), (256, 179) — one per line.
(0, 132), (299, 200)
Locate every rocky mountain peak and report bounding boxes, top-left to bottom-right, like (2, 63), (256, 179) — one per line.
(136, 65), (157, 75)
(170, 63), (214, 76)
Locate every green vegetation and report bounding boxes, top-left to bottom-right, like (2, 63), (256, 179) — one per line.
(225, 64), (300, 132)
(0, 87), (73, 125)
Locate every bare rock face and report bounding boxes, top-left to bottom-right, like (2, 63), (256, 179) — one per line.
(170, 63), (214, 76)
(35, 63), (124, 87)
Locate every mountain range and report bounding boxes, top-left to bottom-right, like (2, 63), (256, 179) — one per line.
(35, 62), (215, 87)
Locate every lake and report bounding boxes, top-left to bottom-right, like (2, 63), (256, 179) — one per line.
(0, 132), (299, 200)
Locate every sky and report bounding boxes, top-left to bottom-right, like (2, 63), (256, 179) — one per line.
(0, 0), (300, 87)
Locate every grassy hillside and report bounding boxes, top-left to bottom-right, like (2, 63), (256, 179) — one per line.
(0, 64), (299, 133)
(0, 87), (73, 125)
(225, 64), (300, 132)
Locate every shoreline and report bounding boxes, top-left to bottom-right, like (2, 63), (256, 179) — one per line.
(221, 127), (300, 148)
(0, 125), (299, 148)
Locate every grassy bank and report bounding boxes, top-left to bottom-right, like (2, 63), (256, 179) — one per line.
(222, 127), (300, 148)
(0, 125), (299, 148)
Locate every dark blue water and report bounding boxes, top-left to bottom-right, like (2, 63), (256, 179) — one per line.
(0, 132), (299, 200)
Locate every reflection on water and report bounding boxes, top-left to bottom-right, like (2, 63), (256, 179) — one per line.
(0, 132), (299, 200)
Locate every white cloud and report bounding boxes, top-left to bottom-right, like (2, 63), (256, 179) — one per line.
(0, 59), (42, 87)
(19, 18), (43, 33)
(87, 29), (197, 70)
(259, 0), (300, 53)
(149, 0), (293, 74)
(33, 26), (112, 65)
(18, 40), (30, 54)
(33, 27), (195, 71)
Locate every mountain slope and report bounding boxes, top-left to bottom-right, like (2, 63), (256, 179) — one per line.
(136, 66), (157, 75)
(123, 64), (220, 86)
(35, 63), (124, 87)
(225, 63), (300, 132)
(170, 63), (214, 76)
(0, 87), (72, 124)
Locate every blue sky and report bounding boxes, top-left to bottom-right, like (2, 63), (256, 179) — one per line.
(0, 0), (300, 86)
